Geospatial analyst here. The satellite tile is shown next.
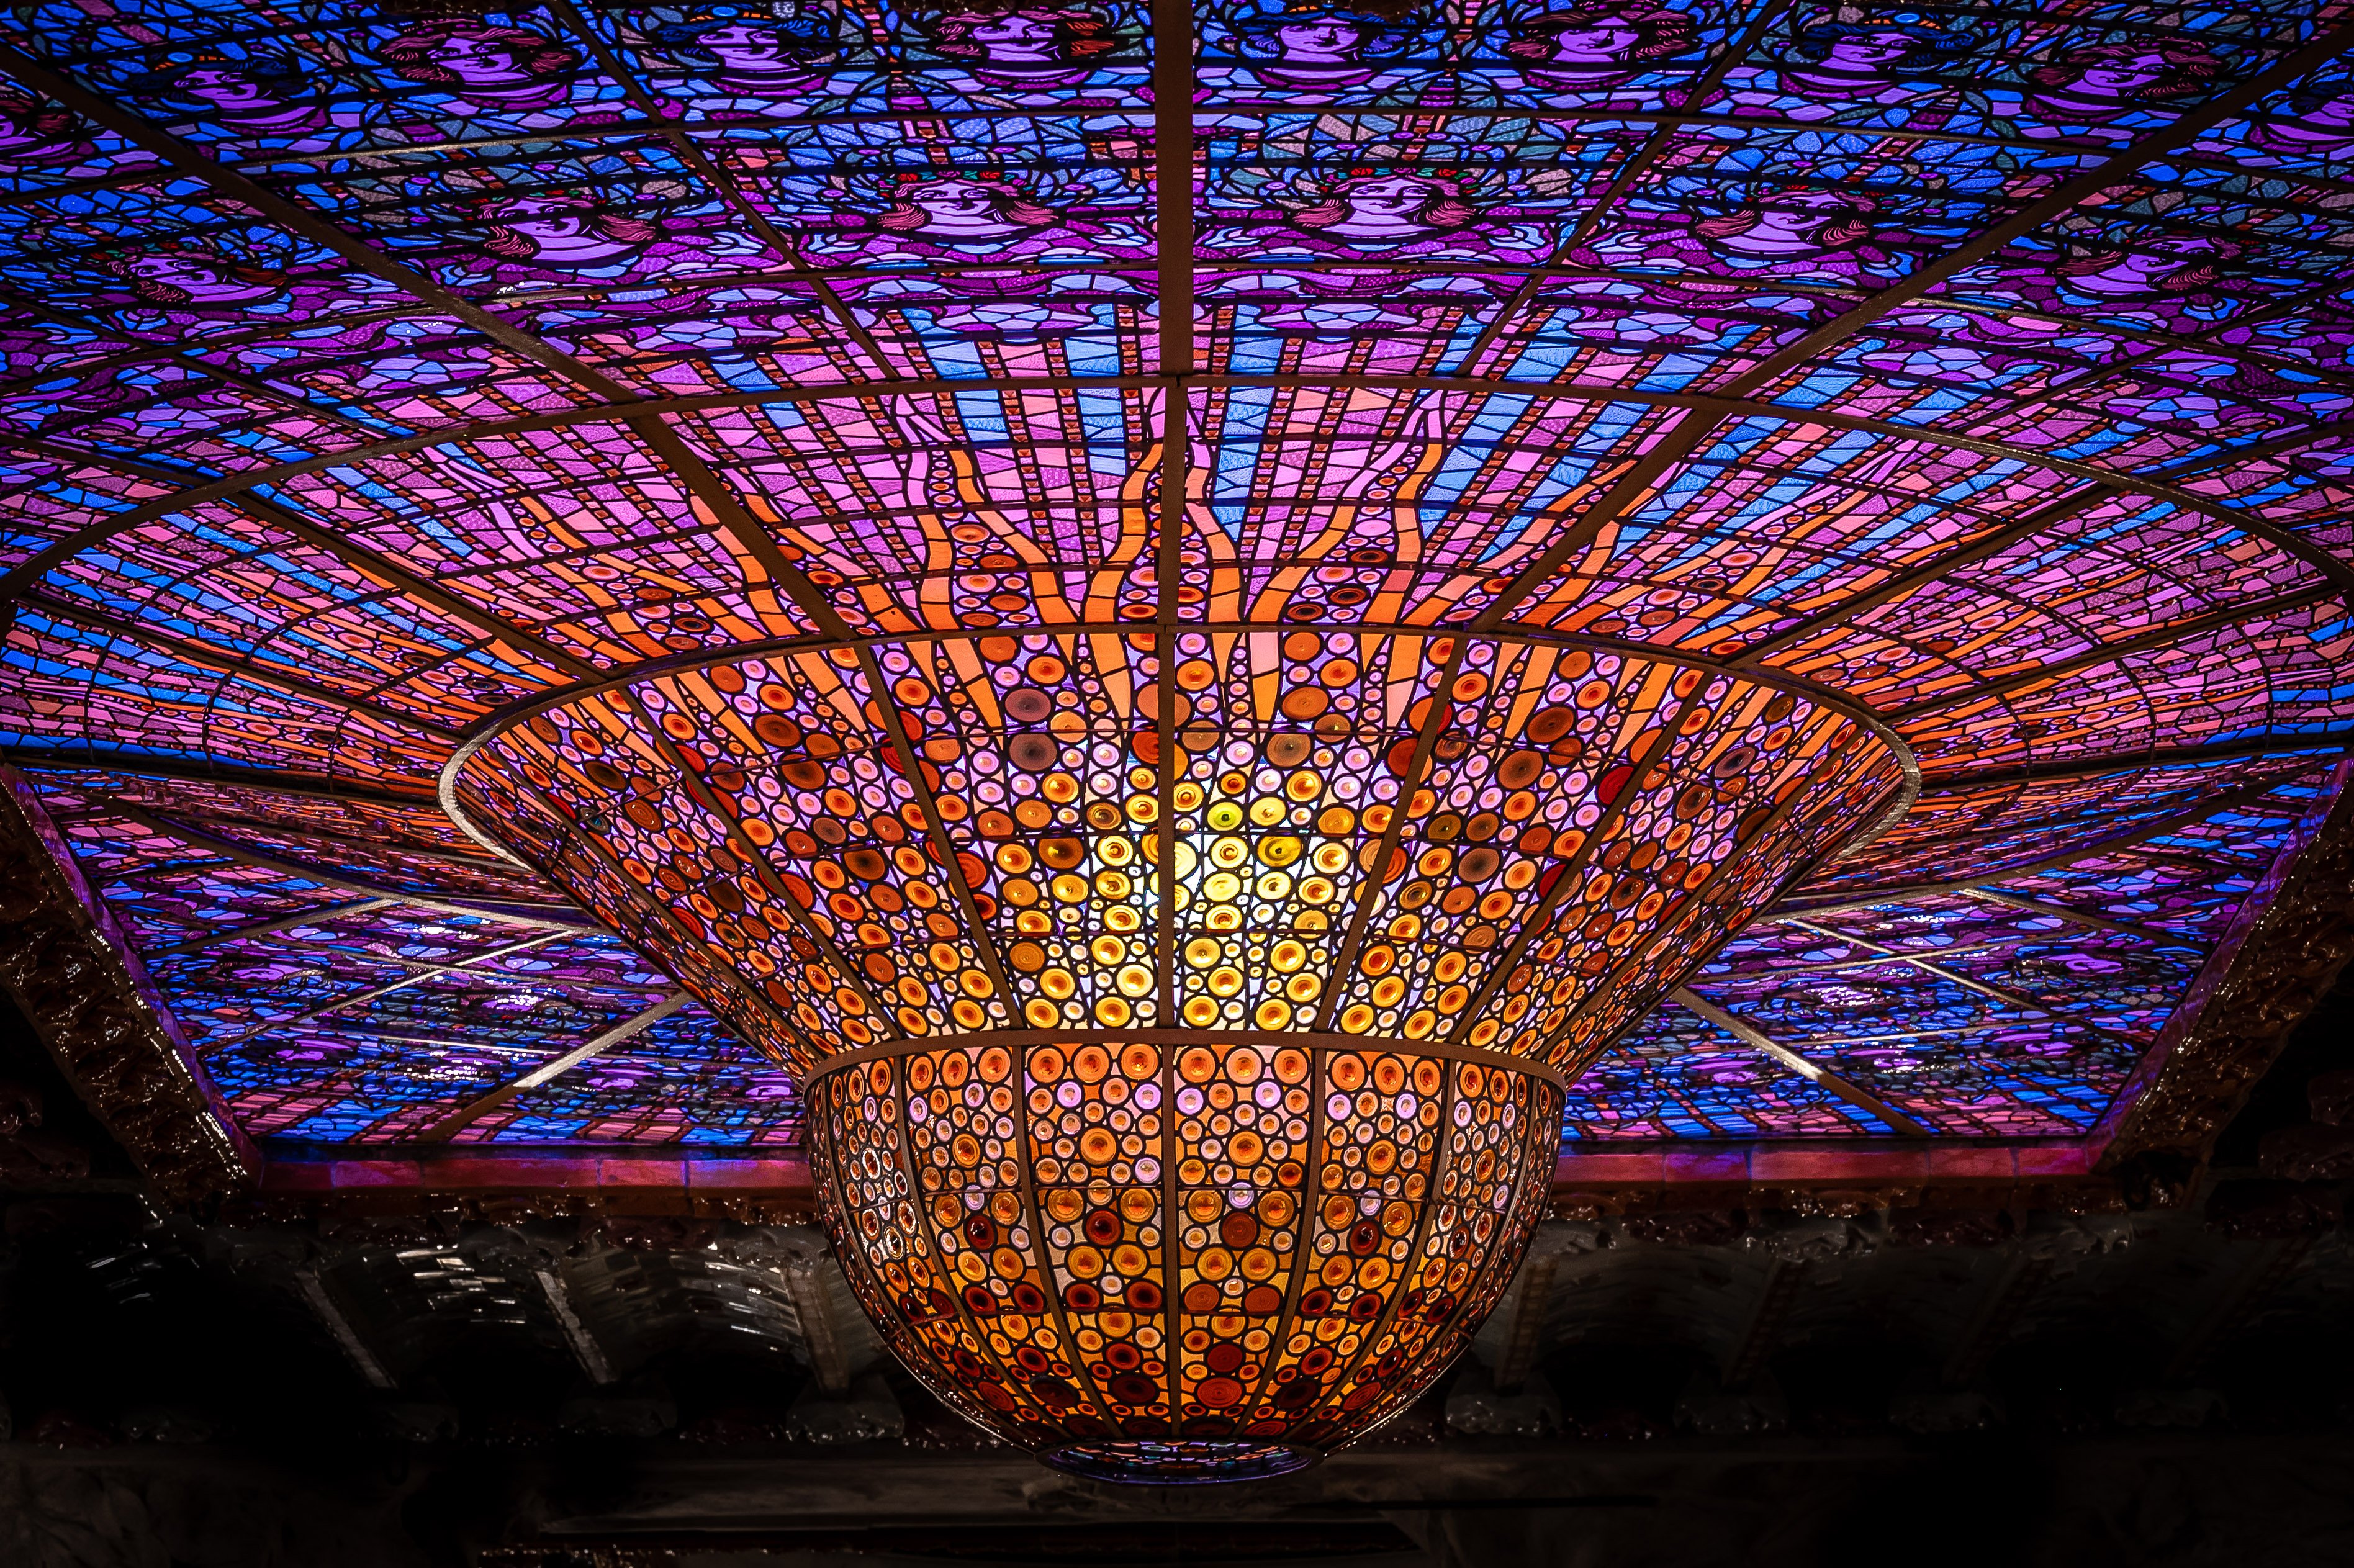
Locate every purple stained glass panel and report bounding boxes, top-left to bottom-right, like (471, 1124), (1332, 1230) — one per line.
(0, 0), (2344, 1161)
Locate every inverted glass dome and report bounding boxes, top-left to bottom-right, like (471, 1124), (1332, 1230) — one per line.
(446, 631), (1905, 1459)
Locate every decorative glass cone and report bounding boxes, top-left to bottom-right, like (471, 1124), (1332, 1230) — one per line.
(449, 630), (1908, 1480)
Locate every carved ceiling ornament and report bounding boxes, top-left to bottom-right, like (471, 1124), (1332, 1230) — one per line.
(2095, 762), (2354, 1198)
(0, 770), (256, 1203)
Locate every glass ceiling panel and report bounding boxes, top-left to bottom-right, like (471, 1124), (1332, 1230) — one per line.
(0, 0), (2350, 1155)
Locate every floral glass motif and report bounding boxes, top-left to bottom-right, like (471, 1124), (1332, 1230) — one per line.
(1, 0), (2352, 1480)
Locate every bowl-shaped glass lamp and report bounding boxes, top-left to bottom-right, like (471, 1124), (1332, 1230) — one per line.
(448, 629), (1907, 1478)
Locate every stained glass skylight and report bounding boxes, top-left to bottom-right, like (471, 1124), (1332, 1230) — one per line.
(2, 0), (2352, 1476)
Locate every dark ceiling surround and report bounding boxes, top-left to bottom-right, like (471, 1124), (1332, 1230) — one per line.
(0, 773), (255, 1203)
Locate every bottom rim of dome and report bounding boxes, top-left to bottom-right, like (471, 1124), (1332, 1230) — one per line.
(808, 1034), (1564, 1475)
(1041, 1439), (1321, 1485)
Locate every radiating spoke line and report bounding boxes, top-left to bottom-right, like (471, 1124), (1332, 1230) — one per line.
(1669, 988), (1933, 1137)
(415, 989), (693, 1142)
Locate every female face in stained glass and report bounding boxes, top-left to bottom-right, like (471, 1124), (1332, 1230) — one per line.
(2255, 81), (2354, 156)
(1778, 13), (1975, 93)
(656, 4), (837, 89)
(930, 4), (1116, 76)
(1273, 17), (1369, 60)
(0, 91), (78, 161)
(882, 177), (1060, 240)
(1230, 2), (1408, 82)
(2025, 40), (2221, 124)
(1684, 1052), (1773, 1089)
(482, 194), (662, 269)
(584, 1060), (653, 1092)
(1506, 3), (1697, 88)
(1294, 175), (1477, 240)
(380, 20), (582, 106)
(2052, 233), (2239, 300)
(102, 249), (289, 309)
(1695, 186), (1877, 261)
(266, 1040), (353, 1071)
(130, 52), (321, 135)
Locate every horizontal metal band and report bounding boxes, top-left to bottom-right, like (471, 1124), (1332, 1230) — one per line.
(798, 1026), (1571, 1093)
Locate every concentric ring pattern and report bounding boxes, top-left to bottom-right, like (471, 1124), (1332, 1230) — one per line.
(2, 0), (2354, 1473)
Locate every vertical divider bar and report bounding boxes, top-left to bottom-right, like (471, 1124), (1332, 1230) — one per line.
(1153, 0), (1196, 1035)
(1234, 1040), (1329, 1423)
(850, 646), (1020, 1026)
(1011, 1059), (1117, 1421)
(1334, 1063), (1457, 1444)
(1159, 1038), (1184, 1434)
(1151, 0), (1197, 1430)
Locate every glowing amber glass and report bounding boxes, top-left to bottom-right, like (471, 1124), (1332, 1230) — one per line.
(811, 1035), (1558, 1479)
(449, 629), (1906, 1473)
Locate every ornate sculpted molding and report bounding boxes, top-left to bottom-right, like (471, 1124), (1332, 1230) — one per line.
(2096, 765), (2354, 1190)
(0, 767), (257, 1203)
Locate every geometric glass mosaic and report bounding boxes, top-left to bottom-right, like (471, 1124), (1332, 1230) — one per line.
(3, 0), (2353, 1474)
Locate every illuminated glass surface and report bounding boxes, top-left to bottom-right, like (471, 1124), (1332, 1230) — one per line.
(2, 0), (2353, 1474)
